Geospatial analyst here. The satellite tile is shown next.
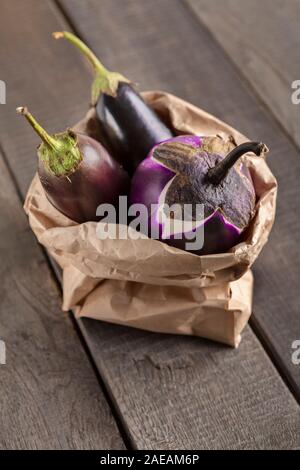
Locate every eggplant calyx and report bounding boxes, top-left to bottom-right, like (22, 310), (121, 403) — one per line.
(38, 130), (82, 177)
(91, 71), (130, 105)
(53, 31), (131, 105)
(207, 141), (269, 185)
(152, 139), (257, 230)
(17, 107), (82, 177)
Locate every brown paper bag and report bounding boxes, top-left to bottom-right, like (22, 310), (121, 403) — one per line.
(24, 91), (277, 347)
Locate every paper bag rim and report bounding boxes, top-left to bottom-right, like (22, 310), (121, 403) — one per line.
(24, 90), (277, 288)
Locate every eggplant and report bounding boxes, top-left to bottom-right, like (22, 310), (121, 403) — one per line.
(53, 32), (173, 174)
(17, 106), (129, 223)
(130, 135), (268, 255)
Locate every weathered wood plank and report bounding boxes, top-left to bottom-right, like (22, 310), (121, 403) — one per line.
(57, 0), (300, 397)
(0, 0), (92, 197)
(186, 0), (300, 147)
(0, 0), (299, 450)
(0, 149), (124, 449)
(0, 0), (125, 451)
(79, 320), (300, 450)
(184, 0), (300, 400)
(50, 0), (300, 448)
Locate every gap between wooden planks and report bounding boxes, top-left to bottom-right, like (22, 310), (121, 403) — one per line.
(0, 1), (125, 451)
(186, 0), (300, 149)
(183, 0), (300, 403)
(57, 0), (300, 402)
(0, 142), (124, 449)
(0, 0), (299, 449)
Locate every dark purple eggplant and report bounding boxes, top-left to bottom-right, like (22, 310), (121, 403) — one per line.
(17, 106), (129, 223)
(53, 31), (173, 174)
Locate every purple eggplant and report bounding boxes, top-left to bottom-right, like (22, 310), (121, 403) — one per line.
(17, 107), (129, 223)
(53, 31), (173, 174)
(130, 135), (268, 255)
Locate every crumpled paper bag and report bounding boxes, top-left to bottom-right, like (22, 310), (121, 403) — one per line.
(24, 91), (277, 347)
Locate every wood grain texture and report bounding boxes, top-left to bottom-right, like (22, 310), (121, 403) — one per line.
(52, 0), (300, 448)
(186, 0), (300, 148)
(0, 0), (92, 197)
(58, 0), (300, 396)
(78, 320), (300, 450)
(0, 149), (124, 450)
(184, 0), (300, 399)
(0, 0), (125, 450)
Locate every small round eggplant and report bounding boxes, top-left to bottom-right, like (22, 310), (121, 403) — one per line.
(53, 32), (173, 174)
(130, 135), (268, 255)
(17, 107), (129, 223)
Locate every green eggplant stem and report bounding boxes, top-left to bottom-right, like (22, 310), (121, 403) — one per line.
(16, 106), (60, 151)
(53, 31), (130, 104)
(207, 141), (269, 185)
(16, 106), (82, 177)
(53, 31), (108, 77)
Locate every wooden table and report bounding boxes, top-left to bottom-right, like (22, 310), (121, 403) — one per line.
(0, 0), (299, 450)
